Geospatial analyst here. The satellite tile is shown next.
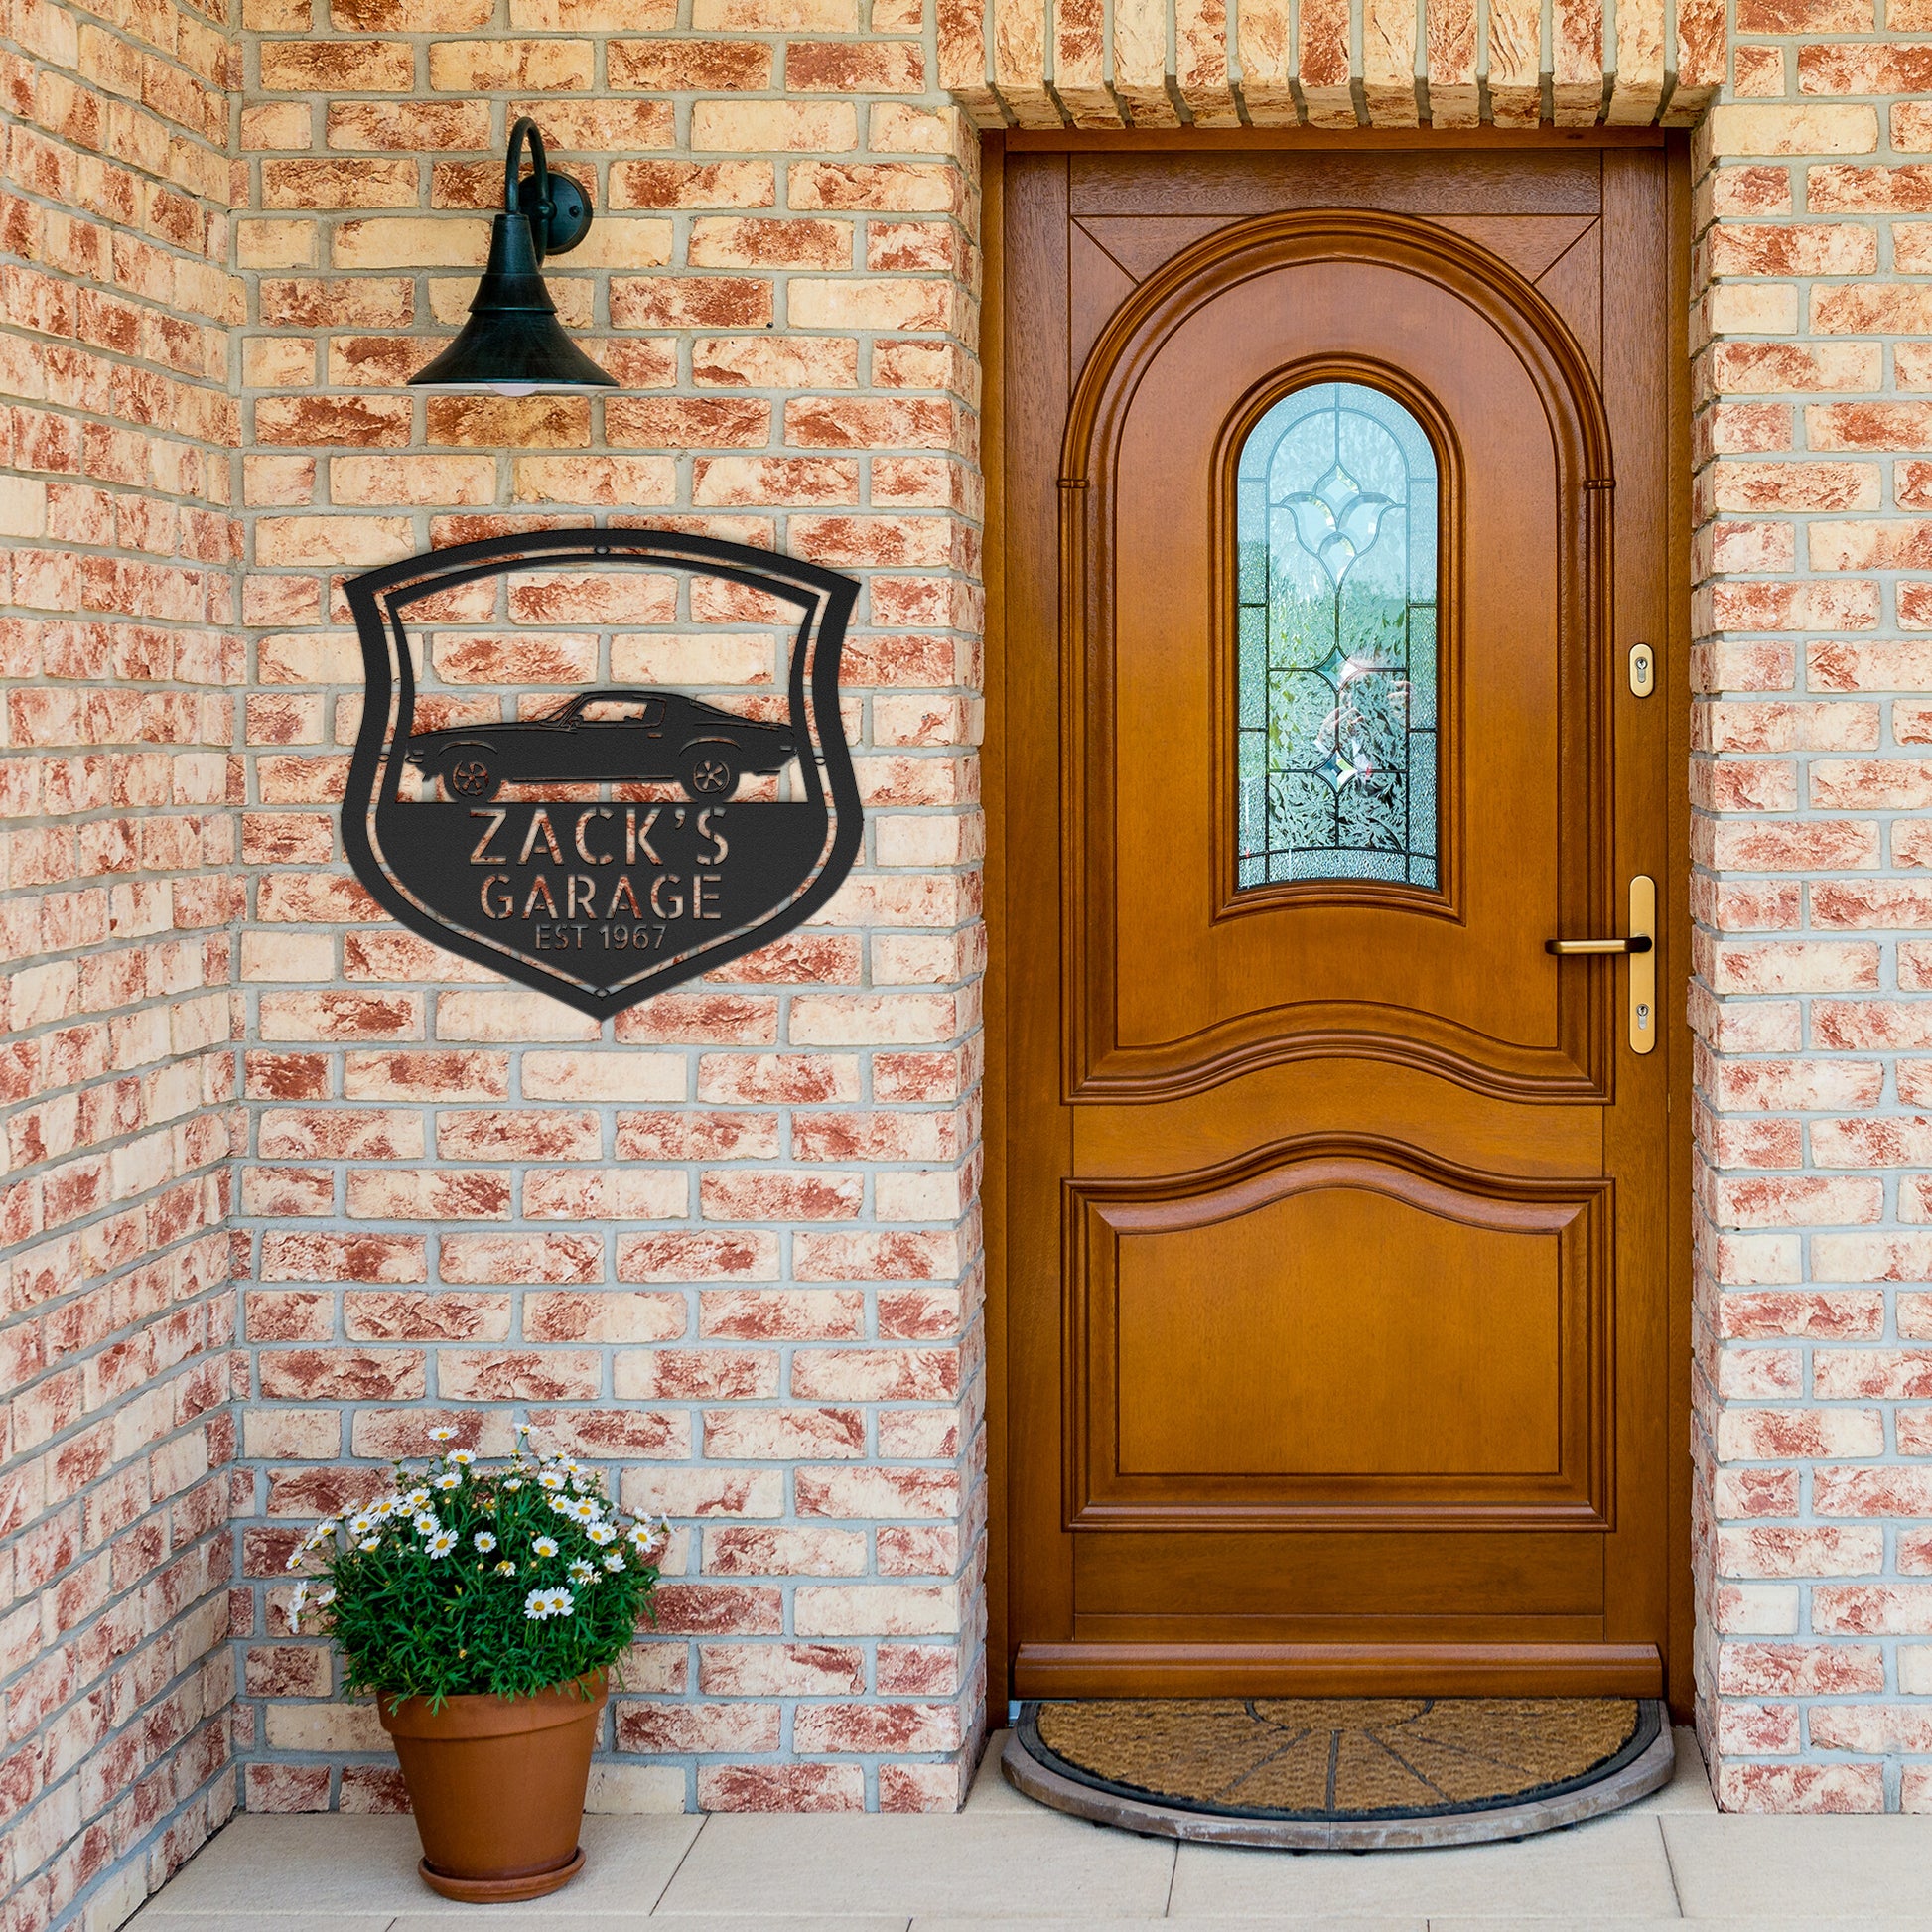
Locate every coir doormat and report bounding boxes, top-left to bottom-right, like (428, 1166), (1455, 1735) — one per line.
(1004, 1697), (1673, 1849)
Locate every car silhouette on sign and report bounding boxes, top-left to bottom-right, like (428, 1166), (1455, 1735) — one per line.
(403, 689), (797, 803)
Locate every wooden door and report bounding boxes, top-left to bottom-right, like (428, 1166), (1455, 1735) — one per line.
(999, 144), (1686, 1700)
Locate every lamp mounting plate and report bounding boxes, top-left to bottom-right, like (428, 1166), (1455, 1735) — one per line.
(528, 170), (592, 257)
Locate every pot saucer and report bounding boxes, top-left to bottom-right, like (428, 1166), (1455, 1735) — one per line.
(418, 1845), (585, 1902)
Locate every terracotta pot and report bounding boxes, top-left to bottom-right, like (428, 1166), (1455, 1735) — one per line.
(377, 1672), (606, 1902)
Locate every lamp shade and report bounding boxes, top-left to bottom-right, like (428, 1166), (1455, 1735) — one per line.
(409, 118), (616, 397)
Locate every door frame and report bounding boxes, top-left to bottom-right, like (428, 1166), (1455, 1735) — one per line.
(980, 126), (1696, 1721)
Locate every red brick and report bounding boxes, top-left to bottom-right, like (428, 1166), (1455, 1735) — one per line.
(437, 1351), (602, 1402)
(616, 1702), (780, 1753)
(257, 1350), (426, 1400)
(785, 41), (926, 90)
(609, 278), (773, 330)
(697, 1763), (864, 1810)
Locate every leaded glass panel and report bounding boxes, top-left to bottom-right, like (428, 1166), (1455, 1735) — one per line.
(1235, 381), (1440, 891)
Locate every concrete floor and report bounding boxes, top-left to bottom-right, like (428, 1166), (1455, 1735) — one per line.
(129, 1728), (1932, 1929)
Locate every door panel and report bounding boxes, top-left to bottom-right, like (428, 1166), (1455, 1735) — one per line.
(1102, 1168), (1578, 1478)
(1004, 144), (1680, 1698)
(1070, 1149), (1609, 1535)
(1081, 233), (1602, 1102)
(1116, 1192), (1565, 1480)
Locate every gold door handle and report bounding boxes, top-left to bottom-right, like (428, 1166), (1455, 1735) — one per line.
(1544, 877), (1657, 1055)
(1545, 936), (1652, 955)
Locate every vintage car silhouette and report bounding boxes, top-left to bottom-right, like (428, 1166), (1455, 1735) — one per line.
(402, 689), (797, 803)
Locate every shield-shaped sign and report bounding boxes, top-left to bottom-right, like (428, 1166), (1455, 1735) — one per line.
(342, 528), (863, 1019)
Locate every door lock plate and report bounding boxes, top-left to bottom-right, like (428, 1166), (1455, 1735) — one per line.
(1629, 874), (1656, 1055)
(1628, 642), (1655, 698)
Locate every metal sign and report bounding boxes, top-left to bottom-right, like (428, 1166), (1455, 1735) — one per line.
(342, 529), (863, 1019)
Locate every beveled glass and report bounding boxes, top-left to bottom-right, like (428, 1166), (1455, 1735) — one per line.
(1236, 381), (1440, 891)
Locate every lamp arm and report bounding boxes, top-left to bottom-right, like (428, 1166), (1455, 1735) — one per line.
(504, 116), (551, 261)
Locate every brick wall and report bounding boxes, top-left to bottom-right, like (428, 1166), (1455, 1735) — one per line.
(24, 0), (1932, 1898)
(226, 4), (988, 1819)
(0, 0), (244, 1921)
(1692, 52), (1932, 1811)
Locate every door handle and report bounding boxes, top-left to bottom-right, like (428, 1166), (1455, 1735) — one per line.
(1544, 877), (1657, 1055)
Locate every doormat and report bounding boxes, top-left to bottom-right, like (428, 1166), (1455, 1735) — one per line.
(1003, 1697), (1673, 1849)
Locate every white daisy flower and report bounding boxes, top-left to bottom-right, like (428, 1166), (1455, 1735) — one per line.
(503, 1477), (523, 1492)
(447, 1449), (476, 1466)
(532, 1535), (559, 1559)
(434, 1470), (461, 1491)
(568, 1559), (595, 1585)
(538, 1470), (567, 1491)
(473, 1531), (497, 1554)
(586, 1523), (617, 1546)
(427, 1529), (458, 1558)
(550, 1587), (575, 1617)
(565, 1498), (599, 1524)
(358, 1537), (381, 1552)
(288, 1581), (309, 1628)
(346, 1513), (373, 1538)
(404, 1488), (430, 1510)
(414, 1511), (439, 1536)
(284, 1549), (303, 1573)
(523, 1587), (555, 1621)
(429, 1426), (457, 1443)
(602, 1552), (626, 1573)
(494, 1559), (517, 1576)
(315, 1586), (336, 1608)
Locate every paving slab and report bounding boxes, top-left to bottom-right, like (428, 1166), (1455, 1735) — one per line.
(133, 1814), (703, 1916)
(131, 1917), (393, 1931)
(1170, 1815), (1680, 1919)
(392, 1921), (660, 1932)
(1626, 1729), (1716, 1814)
(655, 1814), (1175, 1917)
(1432, 1921), (1932, 1932)
(398, 1920), (898, 1932)
(132, 1820), (421, 1915)
(919, 1918), (1425, 1932)
(964, 1730), (1033, 1813)
(1662, 1814), (1932, 1919)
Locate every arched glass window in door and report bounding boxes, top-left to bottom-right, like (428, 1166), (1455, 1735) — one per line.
(1236, 381), (1439, 890)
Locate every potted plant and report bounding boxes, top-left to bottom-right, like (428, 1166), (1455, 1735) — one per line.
(286, 1425), (669, 1902)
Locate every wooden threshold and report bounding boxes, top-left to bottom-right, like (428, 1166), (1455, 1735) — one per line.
(1014, 1642), (1666, 1699)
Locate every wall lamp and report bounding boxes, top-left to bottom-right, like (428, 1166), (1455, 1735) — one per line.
(410, 117), (616, 397)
